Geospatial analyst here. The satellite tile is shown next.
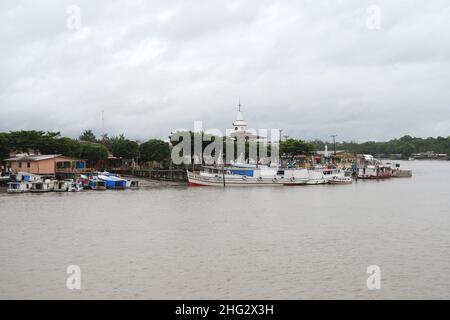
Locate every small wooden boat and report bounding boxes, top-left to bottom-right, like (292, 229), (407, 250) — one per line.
(70, 181), (84, 192)
(357, 155), (393, 179)
(7, 181), (32, 193)
(391, 163), (412, 177)
(328, 176), (353, 184)
(98, 174), (127, 189)
(305, 170), (326, 185)
(54, 180), (70, 192)
(392, 170), (412, 177)
(89, 178), (106, 190)
(31, 179), (55, 193)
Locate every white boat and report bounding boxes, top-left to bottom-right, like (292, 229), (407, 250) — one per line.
(314, 166), (345, 183)
(54, 180), (70, 192)
(305, 170), (326, 185)
(31, 179), (55, 193)
(70, 181), (84, 192)
(0, 172), (14, 182)
(328, 176), (353, 185)
(188, 165), (310, 187)
(357, 155), (392, 179)
(16, 172), (41, 183)
(7, 181), (32, 193)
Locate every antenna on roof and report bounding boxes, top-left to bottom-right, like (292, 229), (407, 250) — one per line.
(238, 96), (241, 112)
(101, 110), (105, 137)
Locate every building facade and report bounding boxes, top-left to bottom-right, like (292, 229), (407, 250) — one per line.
(4, 154), (86, 175)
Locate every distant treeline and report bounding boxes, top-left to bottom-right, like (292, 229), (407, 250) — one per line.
(1, 131), (449, 163)
(310, 135), (450, 157)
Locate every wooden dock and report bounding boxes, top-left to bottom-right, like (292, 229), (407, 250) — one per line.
(111, 169), (188, 182)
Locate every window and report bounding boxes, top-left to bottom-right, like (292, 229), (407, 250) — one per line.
(18, 162), (22, 168)
(27, 162), (31, 168)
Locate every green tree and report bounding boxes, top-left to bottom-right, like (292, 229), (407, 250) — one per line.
(280, 139), (314, 160)
(139, 139), (170, 163)
(80, 143), (108, 162)
(79, 129), (97, 142)
(54, 137), (83, 158)
(111, 139), (139, 160)
(400, 142), (416, 157)
(0, 132), (10, 160)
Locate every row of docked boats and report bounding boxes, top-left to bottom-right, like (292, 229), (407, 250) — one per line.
(187, 157), (412, 187)
(187, 163), (353, 187)
(5, 171), (139, 193)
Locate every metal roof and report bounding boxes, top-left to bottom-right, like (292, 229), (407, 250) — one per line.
(4, 154), (84, 161)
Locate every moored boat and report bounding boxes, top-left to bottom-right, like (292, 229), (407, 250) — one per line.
(188, 165), (314, 187)
(357, 155), (392, 179)
(70, 180), (84, 191)
(89, 178), (107, 190)
(305, 170), (327, 185)
(31, 179), (55, 192)
(98, 174), (127, 189)
(391, 163), (412, 177)
(54, 180), (70, 192)
(328, 176), (353, 184)
(7, 181), (32, 193)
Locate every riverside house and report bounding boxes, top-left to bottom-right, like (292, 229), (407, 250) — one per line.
(4, 154), (87, 175)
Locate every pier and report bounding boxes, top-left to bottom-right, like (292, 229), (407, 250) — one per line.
(112, 169), (188, 182)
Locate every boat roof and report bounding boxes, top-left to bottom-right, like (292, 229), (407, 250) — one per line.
(98, 174), (126, 181)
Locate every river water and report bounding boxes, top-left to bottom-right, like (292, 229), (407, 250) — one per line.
(1, 160), (449, 299)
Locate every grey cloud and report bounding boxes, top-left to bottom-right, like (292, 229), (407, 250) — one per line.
(0, 0), (449, 142)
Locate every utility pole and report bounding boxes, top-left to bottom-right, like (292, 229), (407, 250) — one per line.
(222, 152), (226, 188)
(330, 134), (337, 155)
(101, 110), (105, 138)
(283, 135), (289, 141)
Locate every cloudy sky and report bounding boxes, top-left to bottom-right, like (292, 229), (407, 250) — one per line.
(1, 0), (449, 142)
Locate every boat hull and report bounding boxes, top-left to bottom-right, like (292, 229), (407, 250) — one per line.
(392, 170), (412, 177)
(328, 179), (353, 185)
(188, 173), (285, 187)
(358, 174), (392, 179)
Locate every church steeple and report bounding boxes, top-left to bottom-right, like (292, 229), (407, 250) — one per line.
(233, 98), (246, 131)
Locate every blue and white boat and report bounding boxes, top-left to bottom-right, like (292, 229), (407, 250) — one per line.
(97, 173), (127, 189)
(188, 164), (310, 186)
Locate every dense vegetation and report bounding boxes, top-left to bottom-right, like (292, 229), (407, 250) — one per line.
(169, 131), (314, 162)
(0, 131), (108, 162)
(310, 135), (450, 157)
(139, 139), (171, 163)
(0, 130), (169, 164)
(1, 131), (448, 166)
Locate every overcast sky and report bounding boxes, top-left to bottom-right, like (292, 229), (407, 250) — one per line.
(1, 0), (449, 142)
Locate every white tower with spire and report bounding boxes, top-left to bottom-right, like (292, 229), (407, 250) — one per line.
(232, 98), (247, 132)
(228, 98), (258, 141)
